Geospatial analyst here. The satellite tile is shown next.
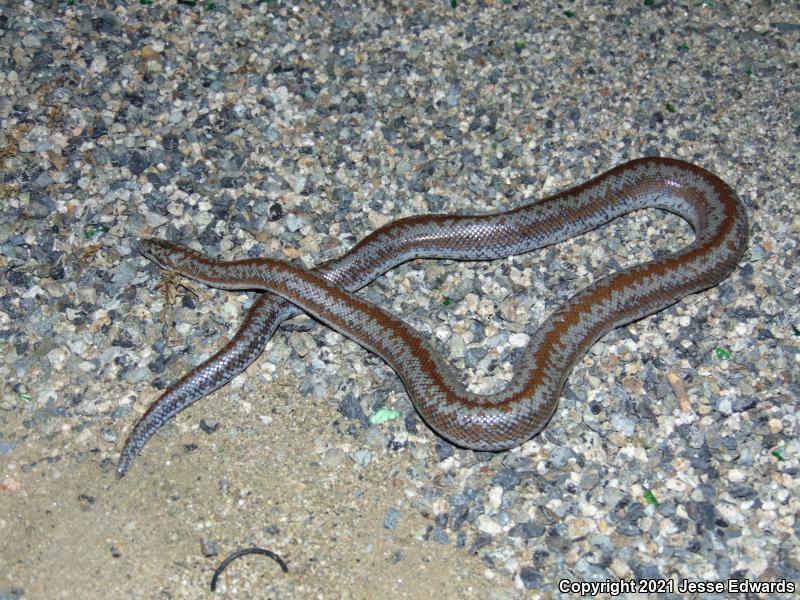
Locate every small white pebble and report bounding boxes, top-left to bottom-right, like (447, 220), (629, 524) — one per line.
(475, 514), (502, 536)
(488, 485), (504, 511)
(727, 468), (747, 483)
(46, 348), (69, 371)
(508, 332), (530, 347)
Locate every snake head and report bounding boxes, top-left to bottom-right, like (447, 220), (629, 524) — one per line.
(137, 238), (191, 270)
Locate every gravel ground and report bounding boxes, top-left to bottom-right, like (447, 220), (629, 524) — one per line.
(1, 1), (799, 598)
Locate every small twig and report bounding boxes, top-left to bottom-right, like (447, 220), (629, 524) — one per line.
(154, 269), (201, 305)
(80, 243), (103, 263)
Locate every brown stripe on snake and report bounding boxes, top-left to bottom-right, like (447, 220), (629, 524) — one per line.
(116, 157), (748, 477)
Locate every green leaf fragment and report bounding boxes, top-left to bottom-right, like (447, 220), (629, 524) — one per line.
(370, 408), (401, 425)
(771, 448), (784, 461)
(564, 10), (576, 18)
(19, 393), (32, 402)
(442, 296), (452, 306)
(451, 0), (457, 8)
(84, 224), (110, 240)
(643, 489), (660, 506)
(665, 102), (676, 113)
(714, 347), (731, 359)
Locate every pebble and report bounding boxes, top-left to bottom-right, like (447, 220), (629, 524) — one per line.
(350, 450), (372, 467)
(383, 508), (401, 530)
(508, 521), (545, 539)
(475, 515), (503, 537)
(200, 540), (219, 557)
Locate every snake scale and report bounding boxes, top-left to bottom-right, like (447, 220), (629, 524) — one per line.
(117, 157), (748, 477)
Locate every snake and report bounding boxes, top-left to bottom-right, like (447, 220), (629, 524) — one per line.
(116, 157), (748, 478)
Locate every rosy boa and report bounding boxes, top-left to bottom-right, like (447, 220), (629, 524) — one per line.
(116, 157), (748, 477)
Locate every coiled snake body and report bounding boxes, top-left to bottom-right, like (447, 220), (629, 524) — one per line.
(117, 157), (748, 477)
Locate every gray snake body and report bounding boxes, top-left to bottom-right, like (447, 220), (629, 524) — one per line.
(117, 157), (748, 477)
